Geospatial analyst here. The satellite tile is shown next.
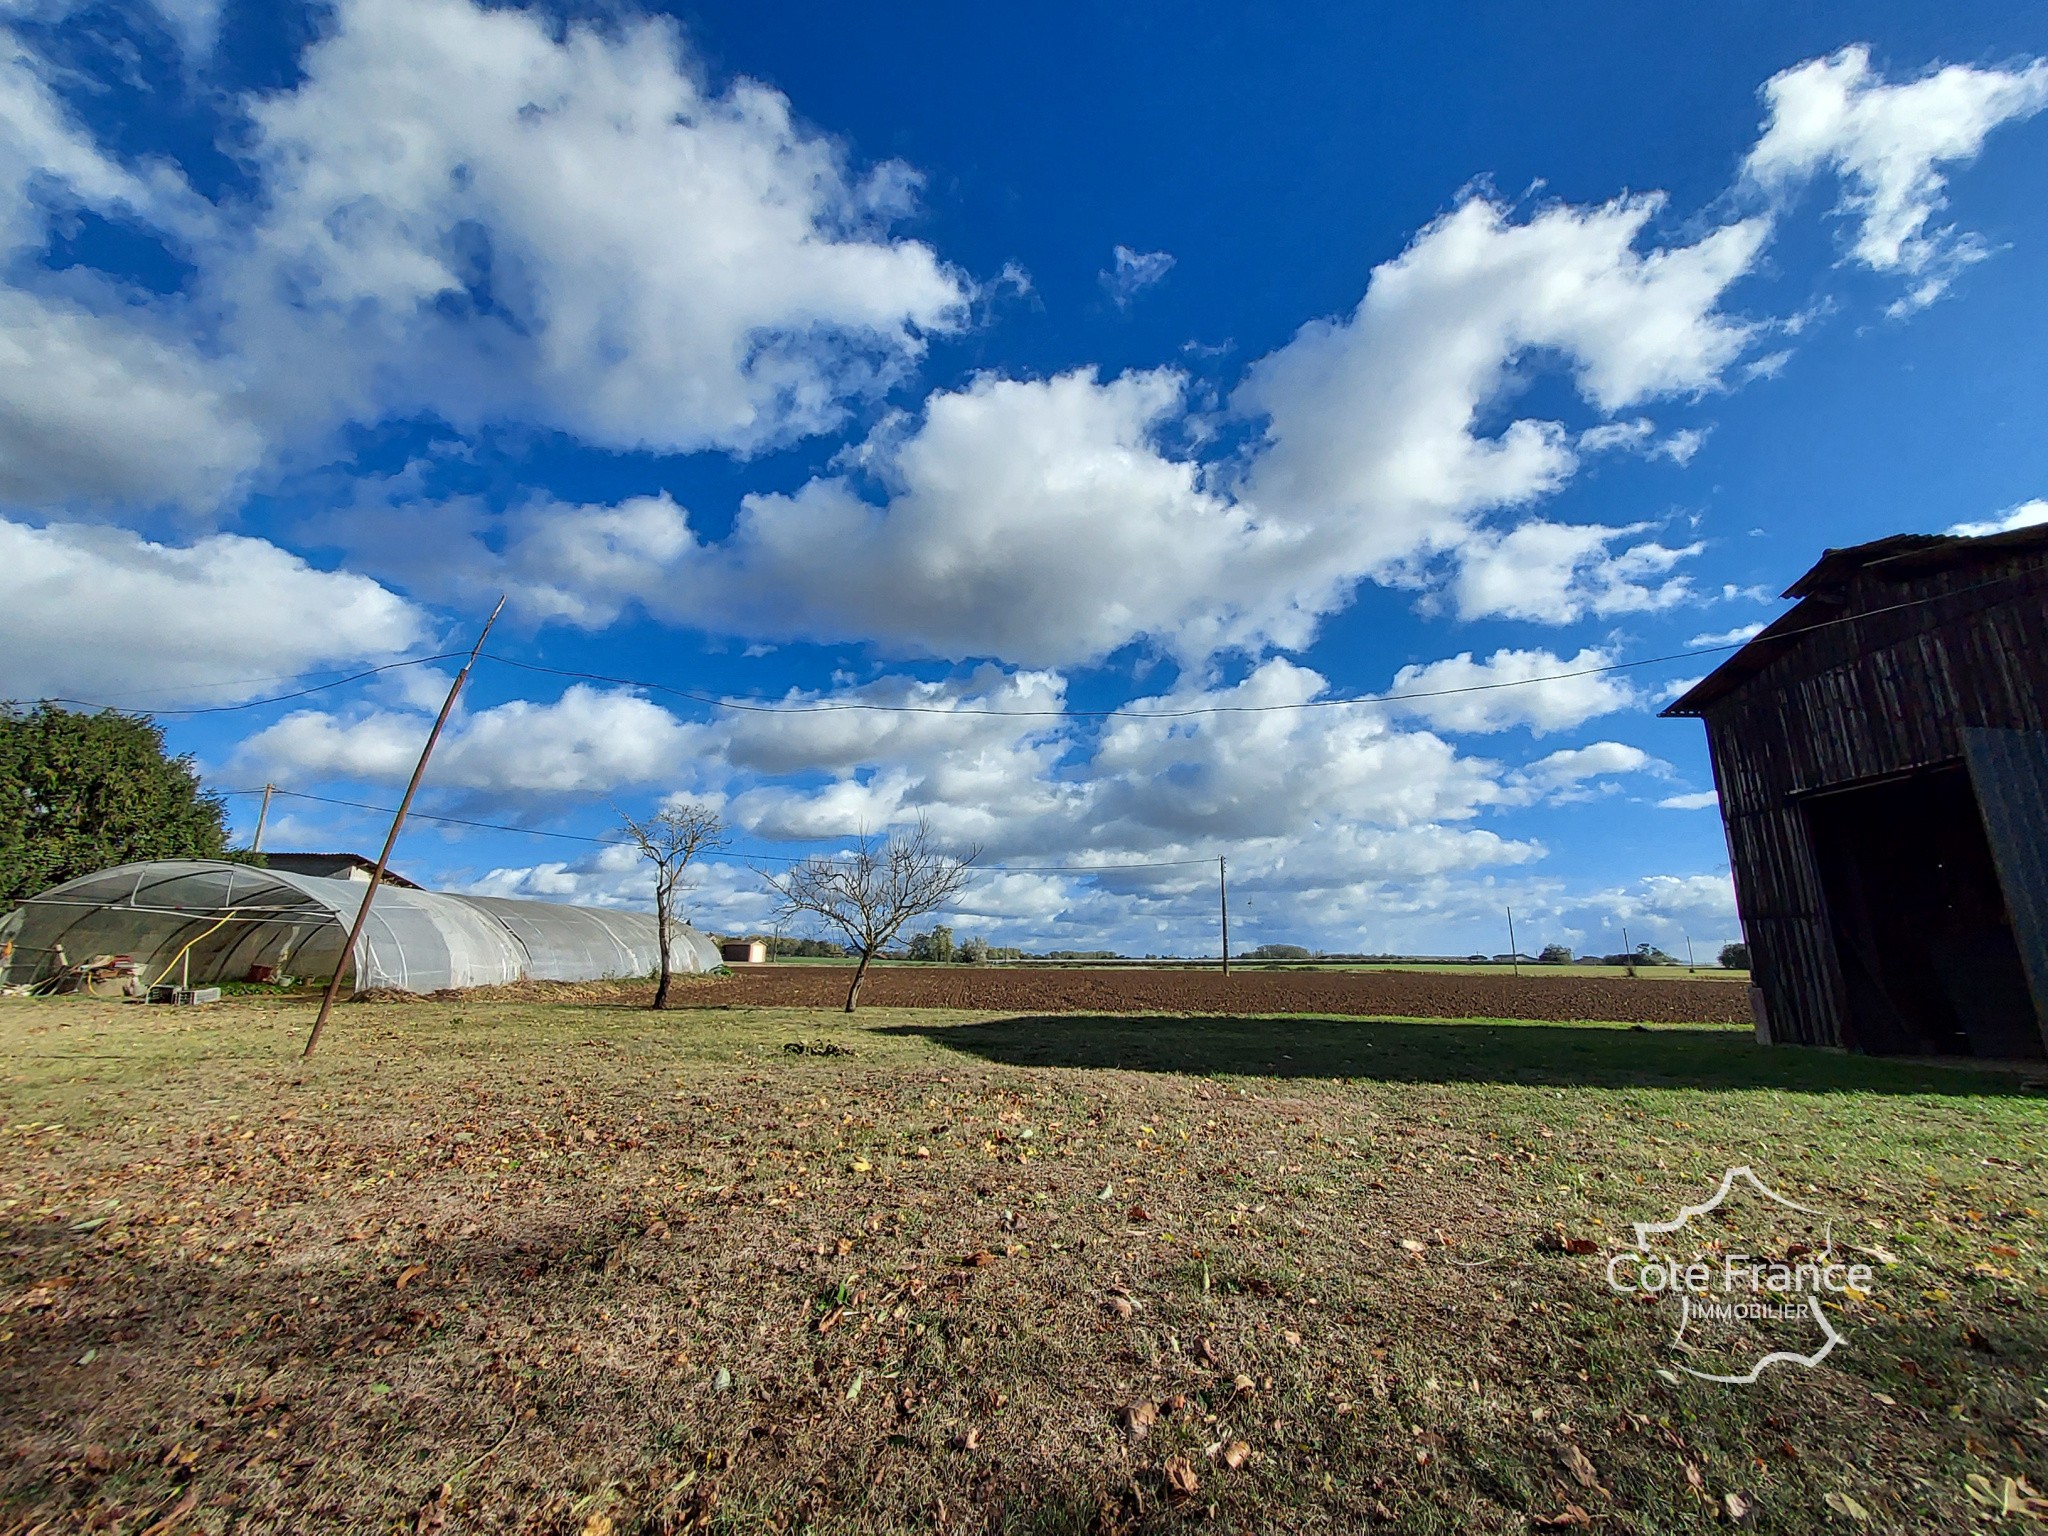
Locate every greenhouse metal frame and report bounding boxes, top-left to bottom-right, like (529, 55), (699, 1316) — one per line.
(0, 861), (721, 993)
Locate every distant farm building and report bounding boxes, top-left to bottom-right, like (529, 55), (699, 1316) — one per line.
(720, 939), (769, 965)
(1664, 525), (2048, 1059)
(0, 860), (721, 994)
(259, 852), (422, 888)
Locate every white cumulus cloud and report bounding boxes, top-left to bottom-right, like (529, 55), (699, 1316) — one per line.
(228, 0), (969, 457)
(1447, 520), (1702, 623)
(1384, 647), (1637, 735)
(0, 518), (426, 704)
(239, 684), (708, 795)
(1947, 498), (2048, 537)
(1745, 45), (2048, 309)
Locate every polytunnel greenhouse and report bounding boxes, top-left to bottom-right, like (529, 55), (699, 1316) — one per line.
(0, 861), (721, 993)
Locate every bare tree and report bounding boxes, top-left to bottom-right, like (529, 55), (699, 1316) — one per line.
(760, 817), (979, 1012)
(618, 802), (728, 1009)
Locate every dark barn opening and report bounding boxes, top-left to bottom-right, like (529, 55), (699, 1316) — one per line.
(1801, 767), (2037, 1058)
(1664, 526), (2048, 1059)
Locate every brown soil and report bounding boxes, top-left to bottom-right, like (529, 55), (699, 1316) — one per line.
(688, 965), (1753, 1023)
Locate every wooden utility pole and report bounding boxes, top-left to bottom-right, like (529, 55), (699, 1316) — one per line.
(1219, 855), (1230, 977)
(1506, 904), (1520, 977)
(301, 597), (506, 1059)
(250, 783), (275, 853)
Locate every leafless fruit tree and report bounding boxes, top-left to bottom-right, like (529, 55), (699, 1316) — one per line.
(760, 817), (980, 1012)
(618, 801), (729, 1008)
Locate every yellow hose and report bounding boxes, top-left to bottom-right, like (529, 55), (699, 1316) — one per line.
(151, 910), (241, 989)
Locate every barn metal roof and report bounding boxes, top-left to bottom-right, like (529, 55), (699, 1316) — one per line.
(1660, 523), (2048, 718)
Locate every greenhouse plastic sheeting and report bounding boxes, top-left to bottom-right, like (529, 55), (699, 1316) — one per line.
(0, 861), (721, 993)
(453, 895), (719, 980)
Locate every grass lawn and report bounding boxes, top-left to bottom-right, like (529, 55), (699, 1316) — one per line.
(1, 995), (2043, 1534)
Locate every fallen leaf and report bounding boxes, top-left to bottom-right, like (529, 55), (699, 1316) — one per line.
(81, 1444), (113, 1473)
(1222, 1440), (1251, 1470)
(1559, 1442), (1600, 1489)
(1104, 1295), (1135, 1320)
(581, 1516), (614, 1536)
(1823, 1490), (1870, 1521)
(1562, 1237), (1599, 1256)
(1197, 1336), (1223, 1366)
(956, 1427), (981, 1452)
(1531, 1508), (1592, 1530)
(413, 1480), (449, 1534)
(1162, 1455), (1200, 1498)
(1685, 1461), (1705, 1498)
(2006, 1478), (2048, 1518)
(1399, 1237), (1427, 1253)
(1127, 1205), (1152, 1223)
(1281, 1329), (1302, 1348)
(961, 1250), (996, 1267)
(1723, 1490), (1753, 1522)
(394, 1263), (426, 1289)
(1124, 1401), (1157, 1440)
(139, 1485), (199, 1536)
(1232, 1373), (1256, 1396)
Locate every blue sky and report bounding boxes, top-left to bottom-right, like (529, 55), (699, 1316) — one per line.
(5, 0), (2047, 956)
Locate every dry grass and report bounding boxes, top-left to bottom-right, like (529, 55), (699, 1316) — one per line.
(1, 993), (2044, 1535)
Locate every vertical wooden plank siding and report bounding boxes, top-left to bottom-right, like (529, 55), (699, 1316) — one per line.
(1962, 728), (2048, 1053)
(1695, 554), (2048, 1048)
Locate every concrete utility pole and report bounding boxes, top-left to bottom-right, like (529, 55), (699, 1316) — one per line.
(250, 783), (275, 854)
(302, 597), (506, 1059)
(1219, 855), (1230, 977)
(1506, 904), (1520, 977)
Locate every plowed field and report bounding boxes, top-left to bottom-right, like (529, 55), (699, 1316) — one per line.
(697, 964), (1752, 1022)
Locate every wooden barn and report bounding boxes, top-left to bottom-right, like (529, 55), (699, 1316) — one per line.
(1663, 525), (2048, 1059)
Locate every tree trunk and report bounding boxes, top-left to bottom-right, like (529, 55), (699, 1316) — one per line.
(653, 903), (673, 1010)
(843, 949), (873, 1012)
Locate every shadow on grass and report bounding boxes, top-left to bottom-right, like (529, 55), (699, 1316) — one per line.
(876, 1014), (2048, 1096)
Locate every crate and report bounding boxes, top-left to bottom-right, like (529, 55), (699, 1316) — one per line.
(147, 985), (222, 1006)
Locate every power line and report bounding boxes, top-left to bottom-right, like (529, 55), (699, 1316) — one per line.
(225, 787), (638, 849)
(474, 566), (2037, 720)
(478, 648), (1715, 718)
(24, 565), (2032, 724)
(40, 653), (466, 717)
(223, 787), (1213, 876)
